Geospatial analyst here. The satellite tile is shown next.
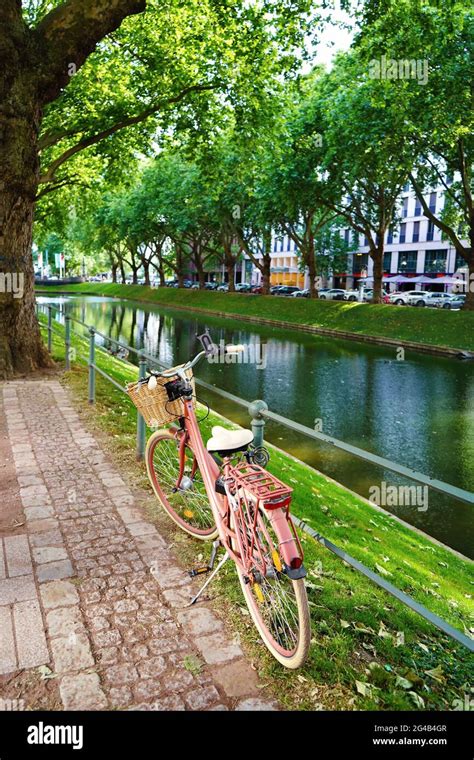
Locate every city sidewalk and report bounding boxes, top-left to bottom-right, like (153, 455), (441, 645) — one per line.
(0, 379), (277, 711)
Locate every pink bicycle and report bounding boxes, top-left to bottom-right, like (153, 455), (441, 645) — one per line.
(133, 338), (310, 668)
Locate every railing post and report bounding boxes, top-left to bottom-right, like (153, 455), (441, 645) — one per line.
(65, 315), (71, 370)
(249, 399), (268, 448)
(88, 328), (96, 404)
(47, 306), (52, 352)
(136, 355), (147, 461)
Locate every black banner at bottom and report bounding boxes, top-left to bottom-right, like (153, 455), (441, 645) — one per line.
(0, 710), (471, 758)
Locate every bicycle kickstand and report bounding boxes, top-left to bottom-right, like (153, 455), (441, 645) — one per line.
(188, 545), (229, 607)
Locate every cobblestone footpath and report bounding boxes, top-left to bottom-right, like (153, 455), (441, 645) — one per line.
(0, 379), (278, 711)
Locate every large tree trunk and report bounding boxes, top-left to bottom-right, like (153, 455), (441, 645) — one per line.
(196, 262), (206, 289)
(465, 255), (474, 310)
(305, 240), (318, 299)
(0, 69), (52, 378)
(119, 260), (126, 284)
(143, 261), (150, 286)
(371, 245), (384, 303)
(111, 262), (118, 283)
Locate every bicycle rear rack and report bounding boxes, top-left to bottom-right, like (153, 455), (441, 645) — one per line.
(227, 461), (292, 510)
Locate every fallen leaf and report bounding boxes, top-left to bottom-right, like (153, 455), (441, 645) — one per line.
(395, 631), (405, 647)
(409, 691), (425, 709)
(375, 563), (393, 577)
(425, 665), (445, 683)
(395, 675), (413, 689)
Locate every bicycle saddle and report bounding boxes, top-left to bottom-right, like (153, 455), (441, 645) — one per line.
(206, 425), (254, 455)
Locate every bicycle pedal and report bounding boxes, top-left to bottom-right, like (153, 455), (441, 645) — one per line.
(188, 566), (211, 578)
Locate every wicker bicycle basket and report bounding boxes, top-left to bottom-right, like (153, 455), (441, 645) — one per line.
(126, 366), (195, 428)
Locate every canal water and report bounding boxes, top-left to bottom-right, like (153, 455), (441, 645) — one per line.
(38, 295), (474, 558)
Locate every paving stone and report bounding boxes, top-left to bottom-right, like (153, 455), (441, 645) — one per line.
(151, 695), (186, 711)
(4, 535), (33, 577)
(162, 587), (192, 608)
(13, 600), (49, 669)
(177, 607), (223, 637)
(104, 663), (139, 686)
(51, 633), (94, 673)
(0, 606), (17, 674)
(126, 522), (159, 537)
(0, 576), (37, 605)
(185, 685), (220, 710)
(108, 685), (133, 706)
(235, 698), (278, 711)
(133, 679), (164, 702)
(46, 606), (85, 638)
(27, 518), (60, 533)
(29, 530), (64, 548)
(37, 559), (74, 582)
(117, 507), (146, 524)
(40, 580), (79, 609)
(113, 599), (139, 614)
(195, 631), (243, 665)
(136, 656), (167, 679)
(24, 506), (54, 521)
(92, 629), (122, 648)
(60, 673), (108, 710)
(212, 660), (259, 697)
(32, 546), (68, 563)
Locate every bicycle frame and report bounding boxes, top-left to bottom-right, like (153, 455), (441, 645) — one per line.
(174, 397), (304, 577)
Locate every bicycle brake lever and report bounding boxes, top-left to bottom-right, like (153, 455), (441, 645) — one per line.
(196, 330), (218, 357)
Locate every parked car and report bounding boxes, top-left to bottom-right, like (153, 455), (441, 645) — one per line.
(217, 283), (229, 292)
(406, 291), (452, 308)
(205, 282), (218, 290)
(270, 285), (284, 294)
(293, 288), (310, 298)
(438, 294), (466, 310)
(360, 289), (388, 302)
(235, 283), (252, 292)
(388, 290), (424, 305)
(344, 287), (376, 301)
(251, 285), (263, 294)
(318, 288), (346, 301)
(274, 285), (301, 296)
(191, 282), (200, 289)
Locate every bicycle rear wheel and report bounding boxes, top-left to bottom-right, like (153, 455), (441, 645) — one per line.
(233, 506), (310, 668)
(146, 430), (217, 540)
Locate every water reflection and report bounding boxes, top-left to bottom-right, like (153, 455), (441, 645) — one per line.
(38, 296), (474, 557)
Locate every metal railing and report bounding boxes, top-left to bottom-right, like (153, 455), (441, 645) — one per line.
(36, 303), (474, 652)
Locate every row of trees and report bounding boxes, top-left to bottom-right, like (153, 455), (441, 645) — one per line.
(1, 0), (472, 378)
(39, 1), (473, 304)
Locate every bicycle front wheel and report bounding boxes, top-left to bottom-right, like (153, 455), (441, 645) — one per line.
(146, 430), (217, 540)
(233, 507), (311, 669)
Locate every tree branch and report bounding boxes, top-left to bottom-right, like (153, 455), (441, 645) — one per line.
(35, 0), (147, 105)
(39, 84), (216, 185)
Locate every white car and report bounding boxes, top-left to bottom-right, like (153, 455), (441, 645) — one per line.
(413, 292), (454, 308)
(389, 290), (424, 306)
(318, 288), (346, 301)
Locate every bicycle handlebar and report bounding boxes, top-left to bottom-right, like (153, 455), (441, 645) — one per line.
(147, 341), (245, 383)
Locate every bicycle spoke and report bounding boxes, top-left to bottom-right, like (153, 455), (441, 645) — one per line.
(150, 438), (214, 532)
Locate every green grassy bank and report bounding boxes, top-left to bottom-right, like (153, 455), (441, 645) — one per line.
(36, 315), (474, 711)
(36, 282), (474, 354)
